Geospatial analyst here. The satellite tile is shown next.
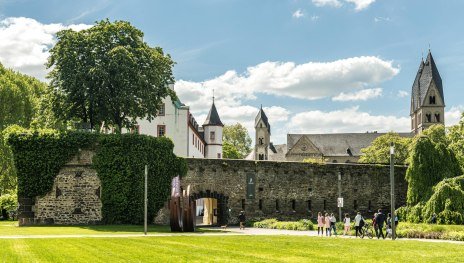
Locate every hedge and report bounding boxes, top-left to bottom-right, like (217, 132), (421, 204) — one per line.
(6, 128), (187, 224)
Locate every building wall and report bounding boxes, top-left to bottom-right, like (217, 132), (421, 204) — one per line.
(182, 158), (408, 222)
(188, 126), (205, 158)
(19, 152), (407, 225)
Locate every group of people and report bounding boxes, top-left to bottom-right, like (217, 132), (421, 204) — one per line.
(317, 209), (398, 239)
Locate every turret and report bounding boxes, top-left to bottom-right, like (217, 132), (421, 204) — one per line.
(203, 99), (224, 159)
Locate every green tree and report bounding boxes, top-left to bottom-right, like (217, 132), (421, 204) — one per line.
(47, 20), (175, 132)
(222, 123), (252, 159)
(359, 132), (412, 164)
(448, 112), (464, 169)
(405, 129), (462, 205)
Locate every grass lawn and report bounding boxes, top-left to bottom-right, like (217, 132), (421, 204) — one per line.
(1, 235), (464, 262)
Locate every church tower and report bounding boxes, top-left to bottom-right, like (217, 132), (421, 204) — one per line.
(254, 106), (271, 160)
(203, 98), (224, 159)
(410, 50), (445, 134)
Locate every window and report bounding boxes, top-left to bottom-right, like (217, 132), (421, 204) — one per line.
(332, 160), (338, 163)
(426, 113), (432, 122)
(158, 103), (165, 116)
(323, 200), (327, 211)
(307, 200), (312, 211)
(435, 113), (441, 122)
(429, 96), (436, 105)
(275, 200), (280, 212)
(192, 134), (194, 145)
(258, 154), (264, 160)
(291, 200), (296, 211)
(258, 187), (264, 192)
(157, 125), (166, 137)
(131, 125), (140, 134)
(368, 200), (372, 212)
(217, 153), (221, 159)
(259, 199), (263, 210)
(259, 138), (264, 145)
(241, 199), (246, 210)
(210, 131), (215, 141)
(354, 200), (358, 210)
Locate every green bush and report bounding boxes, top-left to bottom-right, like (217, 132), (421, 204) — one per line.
(0, 192), (17, 211)
(253, 219), (314, 231)
(6, 129), (187, 224)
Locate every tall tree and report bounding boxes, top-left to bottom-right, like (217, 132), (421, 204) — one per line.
(47, 20), (175, 132)
(448, 112), (464, 169)
(359, 132), (412, 164)
(222, 123), (252, 159)
(405, 126), (462, 205)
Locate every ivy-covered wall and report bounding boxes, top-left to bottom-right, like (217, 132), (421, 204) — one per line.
(6, 129), (186, 225)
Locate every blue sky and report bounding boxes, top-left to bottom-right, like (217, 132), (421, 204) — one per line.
(0, 0), (463, 143)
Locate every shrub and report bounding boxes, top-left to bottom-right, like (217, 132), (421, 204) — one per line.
(253, 219), (314, 231)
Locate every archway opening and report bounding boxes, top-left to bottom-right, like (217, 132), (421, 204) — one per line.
(195, 198), (218, 226)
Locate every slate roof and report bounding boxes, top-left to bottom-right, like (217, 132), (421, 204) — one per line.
(410, 51), (444, 114)
(255, 107), (271, 133)
(287, 133), (413, 157)
(203, 102), (224, 126)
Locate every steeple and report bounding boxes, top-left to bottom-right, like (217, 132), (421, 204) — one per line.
(203, 100), (224, 127)
(410, 50), (445, 134)
(255, 105), (271, 134)
(254, 106), (271, 160)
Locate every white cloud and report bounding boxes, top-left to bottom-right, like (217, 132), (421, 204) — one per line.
(0, 17), (91, 80)
(292, 9), (304, 19)
(345, 0), (376, 11)
(312, 0), (343, 8)
(287, 106), (410, 134)
(332, 88), (382, 101)
(397, 90), (409, 98)
(311, 15), (320, 21)
(374, 16), (391, 23)
(312, 0), (375, 11)
(446, 105), (464, 126)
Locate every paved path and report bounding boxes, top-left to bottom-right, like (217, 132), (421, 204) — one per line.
(0, 227), (463, 244)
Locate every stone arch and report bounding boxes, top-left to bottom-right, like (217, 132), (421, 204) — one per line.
(191, 190), (229, 226)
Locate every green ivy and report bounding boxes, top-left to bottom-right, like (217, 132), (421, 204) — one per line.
(6, 129), (186, 224)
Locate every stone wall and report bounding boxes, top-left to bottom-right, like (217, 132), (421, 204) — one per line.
(19, 153), (408, 225)
(182, 159), (407, 222)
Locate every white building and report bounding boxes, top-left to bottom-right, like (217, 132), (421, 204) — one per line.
(129, 85), (223, 159)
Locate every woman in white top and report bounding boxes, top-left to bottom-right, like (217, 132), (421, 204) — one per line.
(343, 213), (351, 236)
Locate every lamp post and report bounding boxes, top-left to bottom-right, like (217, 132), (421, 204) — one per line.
(144, 165), (148, 235)
(338, 172), (342, 222)
(390, 142), (396, 240)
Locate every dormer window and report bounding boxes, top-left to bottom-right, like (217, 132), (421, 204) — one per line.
(429, 96), (436, 105)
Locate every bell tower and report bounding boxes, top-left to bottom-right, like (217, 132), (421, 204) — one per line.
(254, 106), (271, 160)
(410, 50), (445, 134)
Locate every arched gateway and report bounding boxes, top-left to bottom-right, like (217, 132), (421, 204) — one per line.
(191, 190), (228, 226)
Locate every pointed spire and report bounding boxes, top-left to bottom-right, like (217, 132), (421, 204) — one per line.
(203, 96), (224, 126)
(255, 105), (271, 133)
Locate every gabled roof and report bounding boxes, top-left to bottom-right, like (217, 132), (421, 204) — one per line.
(287, 133), (413, 157)
(203, 101), (224, 126)
(410, 51), (444, 114)
(255, 106), (271, 133)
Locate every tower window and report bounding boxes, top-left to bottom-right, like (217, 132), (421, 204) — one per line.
(259, 138), (264, 145)
(426, 113), (432, 123)
(429, 96), (436, 105)
(435, 113), (441, 122)
(258, 154), (264, 160)
(210, 131), (215, 141)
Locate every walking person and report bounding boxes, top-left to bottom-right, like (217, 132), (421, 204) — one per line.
(354, 212), (363, 238)
(238, 211), (246, 230)
(324, 213), (331, 236)
(317, 212), (324, 236)
(386, 213), (392, 237)
(373, 213), (378, 238)
(343, 213), (351, 236)
(375, 209), (386, 239)
(329, 213), (337, 236)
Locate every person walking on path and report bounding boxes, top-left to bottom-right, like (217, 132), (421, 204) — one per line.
(375, 209), (386, 239)
(317, 212), (324, 236)
(373, 213), (378, 238)
(343, 213), (351, 236)
(238, 211), (246, 230)
(329, 213), (337, 236)
(324, 213), (331, 236)
(354, 212), (363, 238)
(386, 213), (392, 237)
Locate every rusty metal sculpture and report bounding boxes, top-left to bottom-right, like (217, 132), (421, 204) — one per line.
(170, 177), (196, 232)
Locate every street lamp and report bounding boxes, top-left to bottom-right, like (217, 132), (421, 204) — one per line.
(390, 142), (396, 240)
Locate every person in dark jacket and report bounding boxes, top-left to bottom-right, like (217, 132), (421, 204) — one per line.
(238, 211), (246, 230)
(374, 209), (386, 239)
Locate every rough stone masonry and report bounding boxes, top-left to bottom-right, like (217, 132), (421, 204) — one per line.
(18, 151), (407, 225)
